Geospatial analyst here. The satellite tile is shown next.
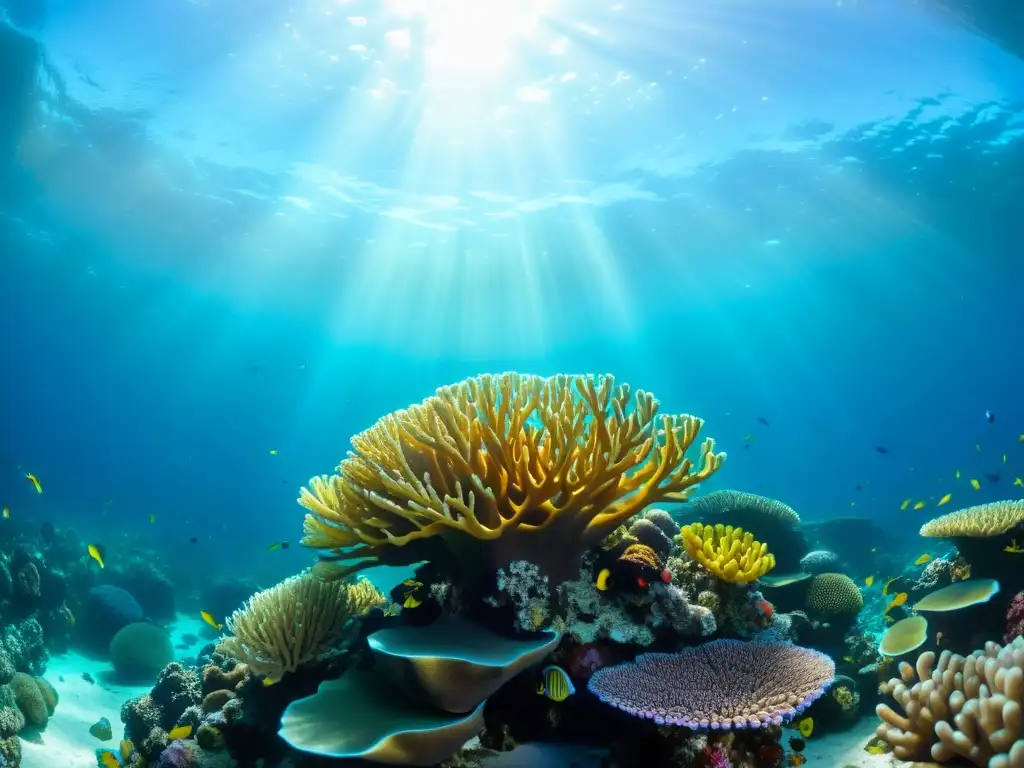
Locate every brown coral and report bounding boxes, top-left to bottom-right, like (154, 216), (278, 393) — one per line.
(619, 543), (662, 572)
(299, 373), (724, 582)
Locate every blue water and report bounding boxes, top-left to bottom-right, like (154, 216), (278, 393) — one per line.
(1, 0), (1023, 595)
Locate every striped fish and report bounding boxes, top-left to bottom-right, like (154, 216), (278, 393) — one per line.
(537, 666), (575, 702)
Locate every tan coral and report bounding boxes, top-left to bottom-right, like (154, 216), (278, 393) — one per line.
(217, 572), (387, 681)
(299, 373), (725, 581)
(920, 500), (1024, 538)
(876, 637), (1024, 767)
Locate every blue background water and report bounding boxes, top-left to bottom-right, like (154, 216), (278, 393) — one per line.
(1, 0), (1022, 591)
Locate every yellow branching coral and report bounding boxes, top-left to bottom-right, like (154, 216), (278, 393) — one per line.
(299, 373), (725, 581)
(217, 572), (387, 680)
(679, 522), (775, 584)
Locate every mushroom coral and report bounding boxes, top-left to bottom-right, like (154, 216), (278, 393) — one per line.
(299, 373), (725, 584)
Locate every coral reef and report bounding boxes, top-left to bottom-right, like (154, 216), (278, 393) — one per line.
(798, 550), (840, 574)
(804, 573), (863, 623)
(121, 662), (203, 763)
(217, 571), (387, 681)
(298, 373), (725, 584)
(680, 523), (775, 584)
(1005, 590), (1024, 643)
(875, 637), (1024, 766)
(588, 638), (835, 728)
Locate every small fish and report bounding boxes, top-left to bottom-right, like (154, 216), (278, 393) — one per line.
(970, 478), (981, 490)
(87, 544), (105, 569)
(865, 744), (886, 755)
(796, 716), (813, 737)
(743, 434), (756, 442)
(262, 676), (279, 687)
(269, 449), (278, 455)
(938, 493), (952, 506)
(789, 755), (806, 767)
(789, 736), (806, 752)
(1004, 454), (1008, 464)
(537, 665), (575, 702)
(167, 724), (193, 740)
(985, 472), (1001, 484)
(1004, 539), (1024, 554)
(189, 537), (198, 544)
(884, 592), (908, 614)
(913, 501), (926, 510)
(976, 443), (982, 452)
(875, 446), (889, 454)
(1020, 434), (1024, 442)
(882, 577), (898, 596)
(596, 567), (612, 591)
(914, 553), (932, 566)
(936, 631), (944, 647)
(955, 469), (961, 479)
(985, 410), (995, 424)
(96, 751), (120, 768)
(120, 739), (134, 761)
(267, 541), (290, 551)
(402, 579), (423, 588)
(25, 473), (42, 493)
(864, 575), (874, 587)
(757, 416), (770, 426)
(843, 655), (855, 663)
(1014, 477), (1023, 487)
(403, 594), (422, 609)
(1, 507), (8, 520)
(200, 611), (223, 631)
(89, 716), (113, 741)
(900, 499), (910, 510)
(148, 514), (156, 524)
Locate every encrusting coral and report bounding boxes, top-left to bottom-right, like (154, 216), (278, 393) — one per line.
(876, 637), (1024, 766)
(680, 523), (775, 584)
(217, 571), (387, 681)
(298, 373), (725, 584)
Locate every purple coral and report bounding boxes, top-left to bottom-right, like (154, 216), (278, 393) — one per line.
(1005, 590), (1024, 643)
(157, 740), (197, 768)
(587, 638), (834, 729)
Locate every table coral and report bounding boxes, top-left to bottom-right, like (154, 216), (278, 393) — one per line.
(588, 638), (835, 729)
(298, 373), (724, 584)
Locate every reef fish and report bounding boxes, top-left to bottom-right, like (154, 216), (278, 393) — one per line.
(1004, 539), (1024, 554)
(200, 611), (223, 631)
(1, 507), (7, 519)
(87, 544), (105, 569)
(864, 576), (874, 587)
(884, 592), (908, 615)
(537, 665), (575, 702)
(914, 553), (932, 566)
(970, 478), (981, 490)
(89, 716), (113, 741)
(938, 493), (952, 506)
(267, 541), (290, 551)
(595, 568), (612, 591)
(882, 577), (899, 596)
(96, 751), (120, 768)
(25, 473), (42, 493)
(167, 724), (193, 740)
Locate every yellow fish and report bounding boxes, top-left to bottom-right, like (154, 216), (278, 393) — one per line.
(884, 592), (908, 614)
(262, 676), (279, 687)
(864, 575), (874, 587)
(25, 473), (42, 494)
(87, 544), (105, 569)
(882, 577), (898, 596)
(267, 541), (290, 551)
(403, 594), (422, 609)
(970, 478), (981, 490)
(1014, 477), (1023, 487)
(843, 655), (855, 663)
(537, 665), (575, 702)
(865, 744), (886, 755)
(148, 514), (156, 524)
(955, 469), (961, 479)
(97, 752), (119, 768)
(913, 501), (926, 510)
(167, 724), (193, 740)
(798, 717), (814, 737)
(1003, 454), (1008, 464)
(1, 506), (8, 519)
(899, 499), (910, 510)
(200, 611), (223, 631)
(595, 567), (612, 591)
(1004, 539), (1024, 554)
(914, 553), (932, 566)
(937, 493), (951, 506)
(120, 739), (134, 761)
(1020, 434), (1024, 442)
(269, 449), (278, 455)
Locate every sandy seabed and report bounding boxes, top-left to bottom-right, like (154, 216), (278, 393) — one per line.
(21, 616), (209, 768)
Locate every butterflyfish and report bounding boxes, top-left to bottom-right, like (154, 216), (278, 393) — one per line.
(865, 744), (886, 755)
(797, 717), (814, 737)
(864, 575), (874, 587)
(200, 611), (223, 631)
(1005, 539), (1024, 554)
(96, 751), (120, 768)
(914, 553), (932, 566)
(120, 740), (134, 761)
(25, 473), (42, 493)
(938, 493), (952, 506)
(899, 499), (910, 510)
(403, 594), (422, 609)
(882, 577), (898, 596)
(970, 478), (981, 490)
(595, 568), (612, 591)
(537, 665), (575, 702)
(262, 676), (279, 687)
(913, 501), (926, 510)
(89, 716), (113, 741)
(87, 544), (105, 569)
(1014, 477), (1023, 487)
(167, 724), (193, 740)
(955, 469), (961, 479)
(884, 592), (908, 614)
(1, 507), (8, 519)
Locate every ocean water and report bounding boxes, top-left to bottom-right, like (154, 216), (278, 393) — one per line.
(0, 0), (1022, 764)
